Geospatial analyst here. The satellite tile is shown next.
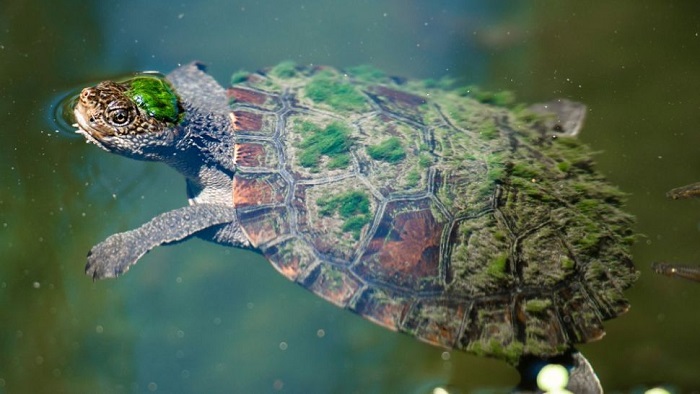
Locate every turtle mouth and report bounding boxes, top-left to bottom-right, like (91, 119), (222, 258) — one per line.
(73, 103), (111, 151)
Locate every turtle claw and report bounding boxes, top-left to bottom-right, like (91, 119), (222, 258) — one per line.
(85, 231), (144, 280)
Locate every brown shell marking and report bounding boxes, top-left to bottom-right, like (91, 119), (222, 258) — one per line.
(367, 86), (428, 122)
(234, 143), (266, 167)
(306, 265), (362, 307)
(227, 87), (267, 105)
(232, 110), (263, 132)
(261, 238), (318, 281)
(232, 174), (286, 209)
(374, 86), (427, 106)
(350, 288), (409, 330)
(355, 199), (444, 291)
(237, 207), (290, 247)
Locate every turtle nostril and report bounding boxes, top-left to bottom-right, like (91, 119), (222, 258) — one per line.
(80, 88), (96, 103)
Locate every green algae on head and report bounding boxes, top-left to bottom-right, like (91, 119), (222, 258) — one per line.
(125, 76), (181, 123)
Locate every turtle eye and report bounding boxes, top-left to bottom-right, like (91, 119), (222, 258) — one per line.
(108, 108), (131, 126)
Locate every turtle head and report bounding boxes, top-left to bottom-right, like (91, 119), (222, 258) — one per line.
(74, 75), (183, 159)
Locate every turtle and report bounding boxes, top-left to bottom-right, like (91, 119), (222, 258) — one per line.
(70, 61), (637, 389)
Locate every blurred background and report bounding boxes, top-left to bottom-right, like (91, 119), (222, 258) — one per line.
(1, 1), (699, 392)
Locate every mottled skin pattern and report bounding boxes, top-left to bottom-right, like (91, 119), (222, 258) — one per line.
(73, 62), (637, 370)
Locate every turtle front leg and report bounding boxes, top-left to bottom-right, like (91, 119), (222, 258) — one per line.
(86, 204), (242, 280)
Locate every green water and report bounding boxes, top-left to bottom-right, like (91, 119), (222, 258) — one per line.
(1, 1), (699, 392)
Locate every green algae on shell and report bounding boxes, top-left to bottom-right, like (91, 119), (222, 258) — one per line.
(366, 137), (406, 163)
(295, 120), (353, 171)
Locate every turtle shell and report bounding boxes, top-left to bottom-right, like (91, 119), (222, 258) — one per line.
(227, 63), (637, 363)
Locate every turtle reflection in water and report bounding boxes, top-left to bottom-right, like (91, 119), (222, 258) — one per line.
(68, 62), (638, 391)
(652, 181), (700, 283)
